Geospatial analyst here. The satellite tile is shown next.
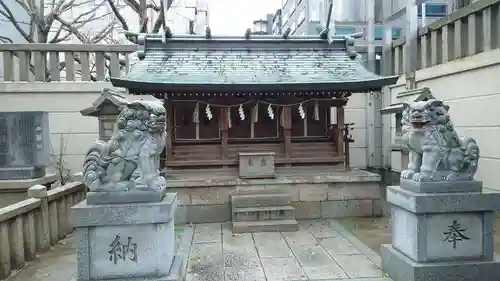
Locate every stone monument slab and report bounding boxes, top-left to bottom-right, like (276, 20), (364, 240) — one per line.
(0, 111), (50, 180)
(238, 152), (276, 179)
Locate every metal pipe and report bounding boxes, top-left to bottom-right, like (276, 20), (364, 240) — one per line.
(421, 3), (427, 26)
(325, 0), (334, 33)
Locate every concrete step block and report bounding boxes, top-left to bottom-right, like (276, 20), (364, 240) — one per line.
(231, 193), (290, 208)
(232, 219), (299, 233)
(232, 206), (295, 222)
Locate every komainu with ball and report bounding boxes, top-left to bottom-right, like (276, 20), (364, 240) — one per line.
(83, 100), (167, 192)
(400, 99), (479, 182)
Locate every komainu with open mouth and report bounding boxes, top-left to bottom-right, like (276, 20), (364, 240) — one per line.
(400, 99), (479, 182)
(83, 100), (167, 192)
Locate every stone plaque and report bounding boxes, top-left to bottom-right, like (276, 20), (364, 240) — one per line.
(238, 152), (275, 179)
(426, 213), (483, 260)
(89, 222), (174, 279)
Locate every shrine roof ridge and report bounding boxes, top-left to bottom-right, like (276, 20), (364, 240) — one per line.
(133, 32), (357, 57)
(139, 32), (354, 43)
(112, 31), (398, 92)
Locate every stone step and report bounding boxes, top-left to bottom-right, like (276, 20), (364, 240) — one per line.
(231, 193), (290, 208)
(232, 219), (299, 233)
(232, 206), (295, 222)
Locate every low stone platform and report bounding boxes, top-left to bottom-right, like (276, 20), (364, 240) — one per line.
(166, 166), (385, 224)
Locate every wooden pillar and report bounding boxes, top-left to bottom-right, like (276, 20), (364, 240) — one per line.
(165, 101), (174, 162)
(282, 106), (292, 161)
(336, 106), (345, 156)
(219, 108), (229, 160)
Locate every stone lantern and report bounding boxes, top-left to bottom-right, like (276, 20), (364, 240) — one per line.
(80, 88), (160, 141)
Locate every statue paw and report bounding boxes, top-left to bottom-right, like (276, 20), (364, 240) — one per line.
(155, 177), (167, 190)
(401, 170), (415, 179)
(446, 173), (458, 181)
(412, 173), (432, 182)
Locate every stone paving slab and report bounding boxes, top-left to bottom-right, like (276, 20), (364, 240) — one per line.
(6, 219), (391, 281)
(186, 220), (389, 281)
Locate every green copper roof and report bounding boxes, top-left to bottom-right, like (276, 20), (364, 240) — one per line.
(111, 34), (398, 92)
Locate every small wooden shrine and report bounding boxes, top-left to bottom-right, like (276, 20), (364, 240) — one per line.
(110, 30), (398, 169)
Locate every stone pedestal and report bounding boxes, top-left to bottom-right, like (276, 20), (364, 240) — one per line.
(381, 181), (500, 281)
(71, 193), (182, 281)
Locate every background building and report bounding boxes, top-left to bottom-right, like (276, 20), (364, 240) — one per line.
(250, 14), (273, 35)
(166, 0), (209, 35)
(280, 0), (449, 38)
(272, 9), (282, 34)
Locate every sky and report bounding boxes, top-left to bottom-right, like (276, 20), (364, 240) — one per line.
(207, 0), (282, 35)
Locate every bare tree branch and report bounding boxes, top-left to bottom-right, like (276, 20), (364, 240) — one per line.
(106, 0), (128, 30)
(0, 1), (32, 42)
(0, 36), (13, 43)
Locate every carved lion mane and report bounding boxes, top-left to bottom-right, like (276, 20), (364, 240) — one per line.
(400, 99), (479, 182)
(83, 100), (167, 192)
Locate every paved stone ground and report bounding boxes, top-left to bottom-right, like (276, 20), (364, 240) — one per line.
(186, 220), (388, 281)
(5, 220), (389, 281)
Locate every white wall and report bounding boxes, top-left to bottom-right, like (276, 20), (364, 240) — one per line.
(345, 93), (369, 168)
(386, 49), (500, 190)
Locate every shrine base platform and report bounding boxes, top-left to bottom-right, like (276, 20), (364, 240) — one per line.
(165, 166), (386, 224)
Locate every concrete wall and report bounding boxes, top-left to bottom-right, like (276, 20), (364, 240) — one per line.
(385, 48), (500, 190)
(0, 82), (371, 172)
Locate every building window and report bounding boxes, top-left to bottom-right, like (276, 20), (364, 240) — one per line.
(308, 0), (321, 21)
(418, 3), (447, 17)
(392, 27), (402, 39)
(290, 21), (297, 33)
(374, 27), (403, 40)
(335, 27), (355, 35)
(297, 8), (305, 27)
(395, 112), (403, 136)
(282, 11), (289, 26)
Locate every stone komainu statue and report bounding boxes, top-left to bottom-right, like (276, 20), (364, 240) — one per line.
(83, 100), (167, 192)
(400, 99), (479, 182)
